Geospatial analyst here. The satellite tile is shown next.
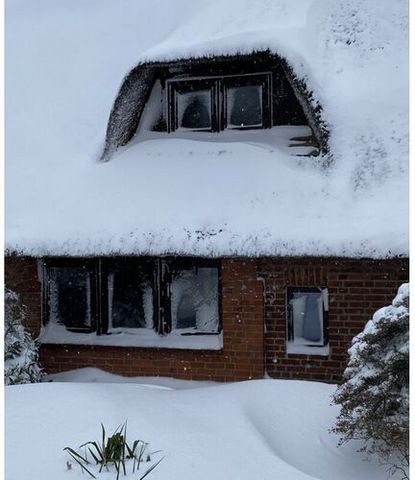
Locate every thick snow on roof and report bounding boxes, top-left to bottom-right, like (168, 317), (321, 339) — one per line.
(5, 0), (408, 257)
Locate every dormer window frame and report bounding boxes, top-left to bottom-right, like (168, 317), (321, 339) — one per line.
(102, 51), (328, 161)
(166, 71), (272, 133)
(167, 77), (220, 133)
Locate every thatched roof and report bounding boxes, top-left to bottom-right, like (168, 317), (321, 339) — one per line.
(101, 52), (330, 161)
(5, 0), (408, 258)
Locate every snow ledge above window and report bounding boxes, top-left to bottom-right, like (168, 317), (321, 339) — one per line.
(39, 324), (223, 350)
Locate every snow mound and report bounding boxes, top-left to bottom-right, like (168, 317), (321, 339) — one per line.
(5, 377), (398, 479)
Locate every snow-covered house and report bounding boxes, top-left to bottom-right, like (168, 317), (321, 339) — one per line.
(5, 0), (408, 382)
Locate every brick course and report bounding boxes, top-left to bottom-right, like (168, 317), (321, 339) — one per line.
(5, 256), (42, 337)
(5, 255), (408, 383)
(5, 257), (264, 381)
(258, 257), (408, 383)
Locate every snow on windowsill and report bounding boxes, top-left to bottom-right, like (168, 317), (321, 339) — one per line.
(286, 343), (330, 356)
(133, 125), (316, 156)
(39, 323), (223, 350)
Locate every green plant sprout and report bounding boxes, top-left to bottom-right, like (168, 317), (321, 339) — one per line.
(64, 422), (163, 480)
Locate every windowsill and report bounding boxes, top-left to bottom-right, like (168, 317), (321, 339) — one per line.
(39, 324), (223, 350)
(133, 126), (316, 156)
(286, 343), (330, 356)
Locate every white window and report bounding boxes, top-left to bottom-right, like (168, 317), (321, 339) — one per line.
(286, 287), (329, 355)
(171, 266), (219, 333)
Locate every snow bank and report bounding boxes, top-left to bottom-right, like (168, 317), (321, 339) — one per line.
(5, 0), (408, 257)
(46, 367), (218, 389)
(5, 375), (398, 479)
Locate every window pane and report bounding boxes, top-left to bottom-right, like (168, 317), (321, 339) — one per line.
(227, 85), (263, 128)
(49, 267), (92, 331)
(171, 267), (219, 332)
(289, 291), (325, 346)
(107, 266), (153, 330)
(177, 90), (212, 130)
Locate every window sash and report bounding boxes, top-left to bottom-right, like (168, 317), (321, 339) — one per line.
(167, 73), (272, 133)
(100, 257), (155, 334)
(221, 74), (272, 130)
(169, 259), (220, 334)
(42, 258), (98, 333)
(167, 78), (219, 133)
(42, 258), (221, 337)
(286, 287), (328, 348)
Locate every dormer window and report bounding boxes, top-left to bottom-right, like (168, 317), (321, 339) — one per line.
(167, 73), (271, 133)
(101, 51), (327, 161)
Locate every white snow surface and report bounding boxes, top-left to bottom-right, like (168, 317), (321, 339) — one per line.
(5, 369), (398, 479)
(5, 0), (408, 258)
(40, 322), (223, 350)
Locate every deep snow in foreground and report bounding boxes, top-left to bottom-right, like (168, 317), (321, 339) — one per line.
(5, 372), (396, 479)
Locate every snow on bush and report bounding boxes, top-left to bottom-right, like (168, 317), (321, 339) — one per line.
(332, 283), (409, 478)
(4, 288), (44, 385)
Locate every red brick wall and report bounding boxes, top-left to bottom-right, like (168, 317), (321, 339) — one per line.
(5, 255), (408, 383)
(5, 257), (264, 382)
(5, 256), (42, 337)
(258, 257), (409, 383)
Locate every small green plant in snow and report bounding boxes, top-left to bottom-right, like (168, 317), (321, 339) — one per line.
(64, 422), (163, 480)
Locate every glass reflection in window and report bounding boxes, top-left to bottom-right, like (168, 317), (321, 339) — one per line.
(227, 85), (263, 128)
(171, 267), (219, 332)
(177, 90), (212, 130)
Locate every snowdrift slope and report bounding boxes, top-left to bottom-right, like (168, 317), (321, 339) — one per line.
(5, 379), (396, 479)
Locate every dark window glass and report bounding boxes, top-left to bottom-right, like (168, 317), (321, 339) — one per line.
(167, 74), (271, 133)
(107, 264), (153, 330)
(177, 90), (212, 130)
(48, 267), (93, 332)
(43, 258), (221, 339)
(227, 85), (263, 127)
(169, 79), (217, 132)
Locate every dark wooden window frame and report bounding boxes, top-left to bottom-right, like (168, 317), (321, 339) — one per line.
(167, 78), (219, 133)
(41, 257), (222, 337)
(221, 74), (272, 130)
(41, 257), (99, 334)
(286, 286), (329, 348)
(167, 72), (272, 133)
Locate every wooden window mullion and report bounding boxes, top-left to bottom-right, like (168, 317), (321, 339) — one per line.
(160, 259), (172, 334)
(97, 258), (109, 335)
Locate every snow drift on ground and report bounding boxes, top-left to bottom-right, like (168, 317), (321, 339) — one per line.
(5, 370), (398, 480)
(5, 0), (408, 257)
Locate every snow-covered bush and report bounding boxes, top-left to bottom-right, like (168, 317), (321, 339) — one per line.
(332, 283), (409, 478)
(4, 288), (43, 385)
